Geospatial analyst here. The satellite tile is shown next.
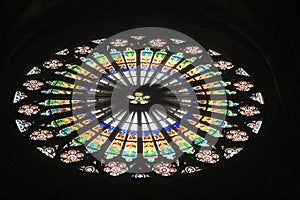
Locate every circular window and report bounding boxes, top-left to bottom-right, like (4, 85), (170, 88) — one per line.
(13, 27), (265, 178)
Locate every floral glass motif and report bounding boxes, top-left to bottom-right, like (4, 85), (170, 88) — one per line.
(60, 149), (84, 163)
(214, 60), (234, 70)
(153, 163), (177, 177)
(74, 45), (93, 54)
(43, 59), (64, 69)
(184, 46), (202, 55)
(127, 92), (151, 105)
(233, 81), (254, 91)
(239, 105), (260, 116)
(103, 162), (128, 176)
(13, 30), (264, 178)
(195, 150), (220, 164)
(110, 39), (128, 47)
(226, 130), (249, 142)
(18, 105), (39, 116)
(149, 39), (166, 47)
(23, 80), (44, 90)
(30, 130), (53, 141)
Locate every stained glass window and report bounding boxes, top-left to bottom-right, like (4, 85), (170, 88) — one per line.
(13, 27), (264, 178)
